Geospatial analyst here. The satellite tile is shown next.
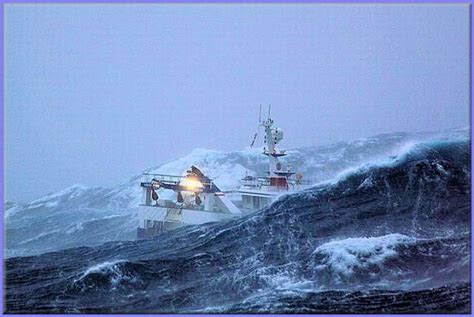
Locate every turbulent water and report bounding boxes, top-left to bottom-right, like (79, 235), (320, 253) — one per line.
(5, 128), (468, 258)
(5, 138), (471, 313)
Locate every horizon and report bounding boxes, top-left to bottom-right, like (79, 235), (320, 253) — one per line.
(7, 125), (469, 204)
(5, 4), (470, 202)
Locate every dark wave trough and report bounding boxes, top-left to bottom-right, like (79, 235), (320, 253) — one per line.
(5, 140), (471, 313)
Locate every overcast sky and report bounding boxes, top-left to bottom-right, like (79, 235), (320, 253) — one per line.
(5, 4), (469, 202)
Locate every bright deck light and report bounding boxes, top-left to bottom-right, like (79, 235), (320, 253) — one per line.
(180, 177), (204, 191)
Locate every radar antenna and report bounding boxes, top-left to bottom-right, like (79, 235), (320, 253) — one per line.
(250, 105), (262, 148)
(258, 104), (262, 123)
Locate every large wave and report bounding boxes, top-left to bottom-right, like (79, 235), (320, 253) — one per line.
(5, 139), (471, 313)
(5, 129), (468, 257)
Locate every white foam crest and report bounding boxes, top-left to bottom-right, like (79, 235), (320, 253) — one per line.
(145, 148), (254, 191)
(75, 260), (137, 289)
(5, 203), (23, 218)
(27, 184), (92, 209)
(80, 260), (126, 277)
(312, 234), (415, 277)
(17, 229), (63, 245)
(327, 141), (420, 186)
(64, 214), (123, 234)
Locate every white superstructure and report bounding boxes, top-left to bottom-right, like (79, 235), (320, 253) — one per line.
(236, 107), (309, 211)
(137, 106), (309, 239)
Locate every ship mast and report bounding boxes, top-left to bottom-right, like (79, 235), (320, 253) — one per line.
(260, 106), (293, 187)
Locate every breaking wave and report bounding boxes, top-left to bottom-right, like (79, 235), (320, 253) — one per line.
(5, 139), (471, 313)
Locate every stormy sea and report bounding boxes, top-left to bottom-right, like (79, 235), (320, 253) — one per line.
(5, 130), (471, 313)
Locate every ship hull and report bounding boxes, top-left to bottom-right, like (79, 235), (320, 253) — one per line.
(137, 205), (238, 239)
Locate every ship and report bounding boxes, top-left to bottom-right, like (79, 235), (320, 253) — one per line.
(137, 107), (310, 239)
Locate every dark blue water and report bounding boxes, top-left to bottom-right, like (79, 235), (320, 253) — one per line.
(5, 140), (471, 313)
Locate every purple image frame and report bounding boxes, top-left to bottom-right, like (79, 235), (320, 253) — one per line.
(0, 1), (471, 316)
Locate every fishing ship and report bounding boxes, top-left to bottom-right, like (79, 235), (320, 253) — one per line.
(137, 107), (310, 239)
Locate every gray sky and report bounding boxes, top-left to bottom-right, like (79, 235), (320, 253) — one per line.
(5, 4), (469, 202)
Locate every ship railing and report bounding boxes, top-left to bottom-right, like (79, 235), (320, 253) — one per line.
(240, 177), (313, 191)
(142, 172), (214, 187)
(259, 185), (288, 192)
(140, 200), (204, 211)
(242, 177), (311, 185)
(289, 179), (312, 186)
